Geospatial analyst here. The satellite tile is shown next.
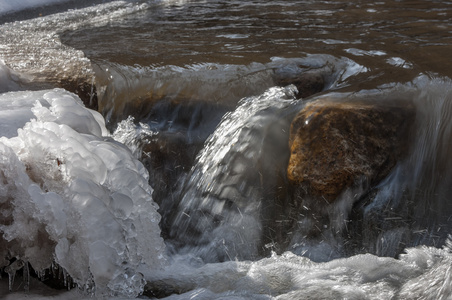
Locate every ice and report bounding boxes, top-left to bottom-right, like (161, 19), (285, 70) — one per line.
(31, 89), (107, 137)
(0, 1), (151, 94)
(344, 48), (387, 57)
(0, 89), (166, 297)
(2, 242), (452, 299)
(170, 87), (298, 261)
(386, 57), (413, 69)
(397, 245), (452, 299)
(112, 115), (157, 159)
(0, 60), (22, 93)
(0, 89), (52, 138)
(4, 259), (25, 291)
(0, 0), (74, 15)
(143, 242), (452, 299)
(1, 84), (452, 299)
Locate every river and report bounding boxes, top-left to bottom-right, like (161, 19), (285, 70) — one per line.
(1, 0), (452, 299)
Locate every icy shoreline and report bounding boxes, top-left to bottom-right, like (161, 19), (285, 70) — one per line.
(0, 0), (123, 24)
(0, 0), (75, 16)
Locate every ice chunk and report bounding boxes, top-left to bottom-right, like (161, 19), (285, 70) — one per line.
(0, 89), (166, 297)
(0, 60), (21, 94)
(0, 89), (51, 138)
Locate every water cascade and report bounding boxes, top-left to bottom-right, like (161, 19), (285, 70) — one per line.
(1, 1), (452, 299)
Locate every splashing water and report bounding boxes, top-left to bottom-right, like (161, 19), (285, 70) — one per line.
(168, 86), (299, 261)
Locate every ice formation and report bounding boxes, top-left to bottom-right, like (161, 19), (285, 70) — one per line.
(0, 89), (166, 297)
(143, 241), (452, 300)
(0, 0), (73, 15)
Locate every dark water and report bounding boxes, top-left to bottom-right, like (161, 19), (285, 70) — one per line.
(61, 0), (452, 71)
(59, 0), (452, 82)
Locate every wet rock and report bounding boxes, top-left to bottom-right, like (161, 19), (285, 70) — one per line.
(58, 79), (98, 110)
(287, 97), (415, 203)
(141, 131), (200, 213)
(143, 280), (193, 299)
(274, 71), (325, 99)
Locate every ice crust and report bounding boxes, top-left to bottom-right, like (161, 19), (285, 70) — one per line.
(2, 243), (452, 299)
(144, 243), (452, 300)
(0, 0), (73, 15)
(0, 1), (152, 93)
(0, 89), (166, 297)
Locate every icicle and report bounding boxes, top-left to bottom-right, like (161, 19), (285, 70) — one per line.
(23, 261), (30, 292)
(84, 276), (96, 296)
(51, 261), (57, 278)
(4, 259), (24, 292)
(38, 269), (44, 281)
(62, 268), (68, 287)
(7, 271), (15, 292)
(59, 265), (63, 281)
(67, 273), (72, 291)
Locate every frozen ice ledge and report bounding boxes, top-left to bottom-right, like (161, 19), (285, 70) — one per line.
(0, 1), (153, 110)
(0, 89), (166, 297)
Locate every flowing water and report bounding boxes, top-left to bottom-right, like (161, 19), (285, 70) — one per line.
(2, 0), (452, 299)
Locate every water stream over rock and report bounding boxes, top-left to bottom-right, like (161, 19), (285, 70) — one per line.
(2, 0), (452, 298)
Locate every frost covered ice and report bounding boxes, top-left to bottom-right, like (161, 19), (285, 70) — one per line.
(0, 89), (166, 297)
(145, 243), (452, 300)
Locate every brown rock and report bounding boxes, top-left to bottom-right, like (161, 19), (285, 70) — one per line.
(287, 97), (415, 202)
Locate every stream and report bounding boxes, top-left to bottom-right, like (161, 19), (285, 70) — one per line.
(1, 0), (452, 299)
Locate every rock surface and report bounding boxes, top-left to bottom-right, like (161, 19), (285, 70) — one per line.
(287, 97), (415, 202)
(274, 71), (325, 99)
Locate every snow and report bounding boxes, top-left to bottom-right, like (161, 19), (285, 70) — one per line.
(0, 89), (166, 297)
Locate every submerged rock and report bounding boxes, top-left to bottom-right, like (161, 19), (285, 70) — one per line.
(274, 71), (325, 99)
(285, 96), (416, 259)
(58, 79), (98, 110)
(288, 97), (415, 202)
